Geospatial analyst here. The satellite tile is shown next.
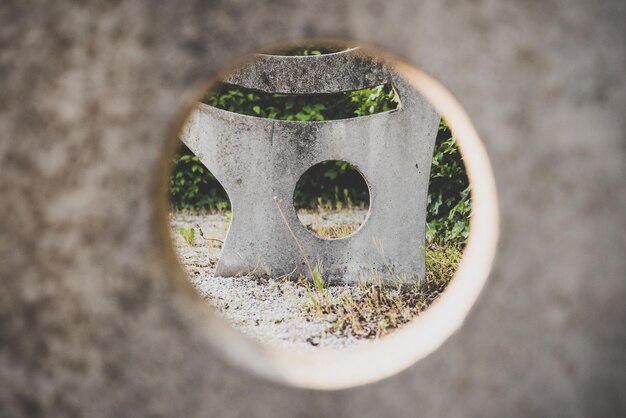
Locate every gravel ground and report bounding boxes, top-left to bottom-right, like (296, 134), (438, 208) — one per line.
(296, 209), (367, 231)
(169, 211), (371, 349)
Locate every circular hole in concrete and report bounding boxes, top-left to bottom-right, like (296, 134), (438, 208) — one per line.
(293, 160), (370, 239)
(162, 41), (498, 390)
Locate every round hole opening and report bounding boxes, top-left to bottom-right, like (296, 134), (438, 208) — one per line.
(293, 160), (370, 239)
(162, 41), (499, 390)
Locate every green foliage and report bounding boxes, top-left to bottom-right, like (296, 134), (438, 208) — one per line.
(351, 84), (399, 116)
(283, 49), (322, 56)
(179, 227), (196, 246)
(202, 82), (396, 121)
(169, 82), (471, 245)
(169, 149), (230, 212)
(269, 45), (347, 56)
(426, 120), (471, 243)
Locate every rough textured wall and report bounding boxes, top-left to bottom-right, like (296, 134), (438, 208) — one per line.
(0, 1), (625, 417)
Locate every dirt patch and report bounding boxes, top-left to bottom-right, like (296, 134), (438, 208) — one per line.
(169, 211), (460, 349)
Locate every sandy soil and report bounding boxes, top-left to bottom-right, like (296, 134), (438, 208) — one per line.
(169, 210), (371, 349)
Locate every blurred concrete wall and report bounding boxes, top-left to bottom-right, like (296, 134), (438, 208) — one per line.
(0, 1), (625, 416)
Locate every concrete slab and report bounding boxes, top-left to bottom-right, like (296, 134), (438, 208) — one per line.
(181, 50), (439, 281)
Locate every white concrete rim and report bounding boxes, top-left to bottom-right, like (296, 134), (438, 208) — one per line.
(164, 42), (500, 391)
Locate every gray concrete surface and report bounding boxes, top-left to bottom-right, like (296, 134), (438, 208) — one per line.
(181, 50), (439, 281)
(1, 1), (625, 417)
(224, 48), (395, 94)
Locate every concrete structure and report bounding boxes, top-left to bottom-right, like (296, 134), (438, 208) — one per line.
(181, 50), (439, 281)
(1, 1), (625, 417)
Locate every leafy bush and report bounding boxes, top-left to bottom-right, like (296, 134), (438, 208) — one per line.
(202, 82), (396, 121)
(169, 83), (471, 244)
(169, 150), (230, 212)
(426, 121), (470, 243)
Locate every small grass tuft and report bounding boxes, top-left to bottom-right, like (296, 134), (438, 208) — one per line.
(179, 227), (196, 246)
(300, 263), (333, 315)
(301, 240), (462, 340)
